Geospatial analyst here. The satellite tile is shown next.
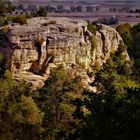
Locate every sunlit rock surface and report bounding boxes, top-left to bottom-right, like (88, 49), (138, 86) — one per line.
(0, 17), (125, 88)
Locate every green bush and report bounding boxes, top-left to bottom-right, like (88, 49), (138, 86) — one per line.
(2, 25), (10, 33)
(0, 0), (15, 16)
(87, 21), (97, 35)
(89, 35), (97, 51)
(117, 42), (128, 53)
(0, 17), (8, 27)
(36, 7), (47, 17)
(97, 17), (118, 25)
(94, 60), (101, 71)
(12, 15), (27, 25)
(116, 23), (132, 48)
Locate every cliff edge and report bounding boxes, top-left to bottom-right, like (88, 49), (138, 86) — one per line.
(0, 17), (127, 88)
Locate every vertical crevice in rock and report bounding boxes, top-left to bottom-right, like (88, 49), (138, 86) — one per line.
(46, 37), (49, 47)
(99, 31), (106, 56)
(35, 42), (42, 63)
(41, 55), (54, 74)
(40, 37), (54, 74)
(116, 33), (119, 42)
(83, 31), (89, 42)
(82, 25), (90, 43)
(29, 40), (42, 74)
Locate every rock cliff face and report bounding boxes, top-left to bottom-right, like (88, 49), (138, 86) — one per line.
(0, 17), (124, 88)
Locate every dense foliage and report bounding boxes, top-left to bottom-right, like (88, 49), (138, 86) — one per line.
(12, 15), (27, 25)
(96, 17), (118, 25)
(0, 40), (140, 139)
(87, 21), (97, 35)
(35, 7), (47, 17)
(75, 50), (140, 140)
(0, 0), (15, 16)
(0, 0), (48, 27)
(0, 3), (140, 139)
(116, 23), (140, 75)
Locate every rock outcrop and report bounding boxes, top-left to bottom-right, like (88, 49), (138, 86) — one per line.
(0, 17), (125, 88)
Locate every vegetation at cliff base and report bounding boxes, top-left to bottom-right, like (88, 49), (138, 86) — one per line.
(116, 23), (140, 75)
(0, 1), (140, 139)
(0, 39), (140, 139)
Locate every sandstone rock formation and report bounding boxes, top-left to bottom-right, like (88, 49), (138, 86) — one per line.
(0, 17), (125, 88)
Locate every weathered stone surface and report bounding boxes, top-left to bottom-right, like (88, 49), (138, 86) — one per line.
(0, 17), (126, 88)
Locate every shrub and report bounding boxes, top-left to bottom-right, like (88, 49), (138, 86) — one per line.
(2, 25), (10, 33)
(87, 21), (97, 35)
(117, 42), (128, 53)
(89, 35), (97, 51)
(12, 15), (27, 25)
(116, 23), (132, 48)
(94, 60), (101, 71)
(0, 26), (9, 48)
(36, 7), (47, 17)
(0, 17), (8, 27)
(97, 17), (118, 25)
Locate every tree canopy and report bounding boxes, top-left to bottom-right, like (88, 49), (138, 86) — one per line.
(0, 0), (15, 15)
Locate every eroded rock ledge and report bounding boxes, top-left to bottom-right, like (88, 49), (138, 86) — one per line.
(0, 17), (124, 88)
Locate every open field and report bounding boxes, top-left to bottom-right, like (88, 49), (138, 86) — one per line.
(48, 12), (140, 25)
(12, 0), (140, 25)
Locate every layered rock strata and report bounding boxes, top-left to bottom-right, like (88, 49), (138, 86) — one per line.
(0, 17), (124, 88)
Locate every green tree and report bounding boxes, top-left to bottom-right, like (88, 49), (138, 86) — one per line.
(89, 35), (97, 51)
(132, 23), (140, 35)
(0, 53), (6, 76)
(97, 17), (118, 25)
(0, 78), (44, 140)
(36, 6), (47, 17)
(12, 15), (27, 25)
(116, 23), (132, 49)
(77, 87), (140, 140)
(0, 55), (44, 140)
(37, 65), (83, 140)
(130, 23), (140, 75)
(0, 0), (15, 15)
(87, 21), (97, 35)
(72, 50), (140, 140)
